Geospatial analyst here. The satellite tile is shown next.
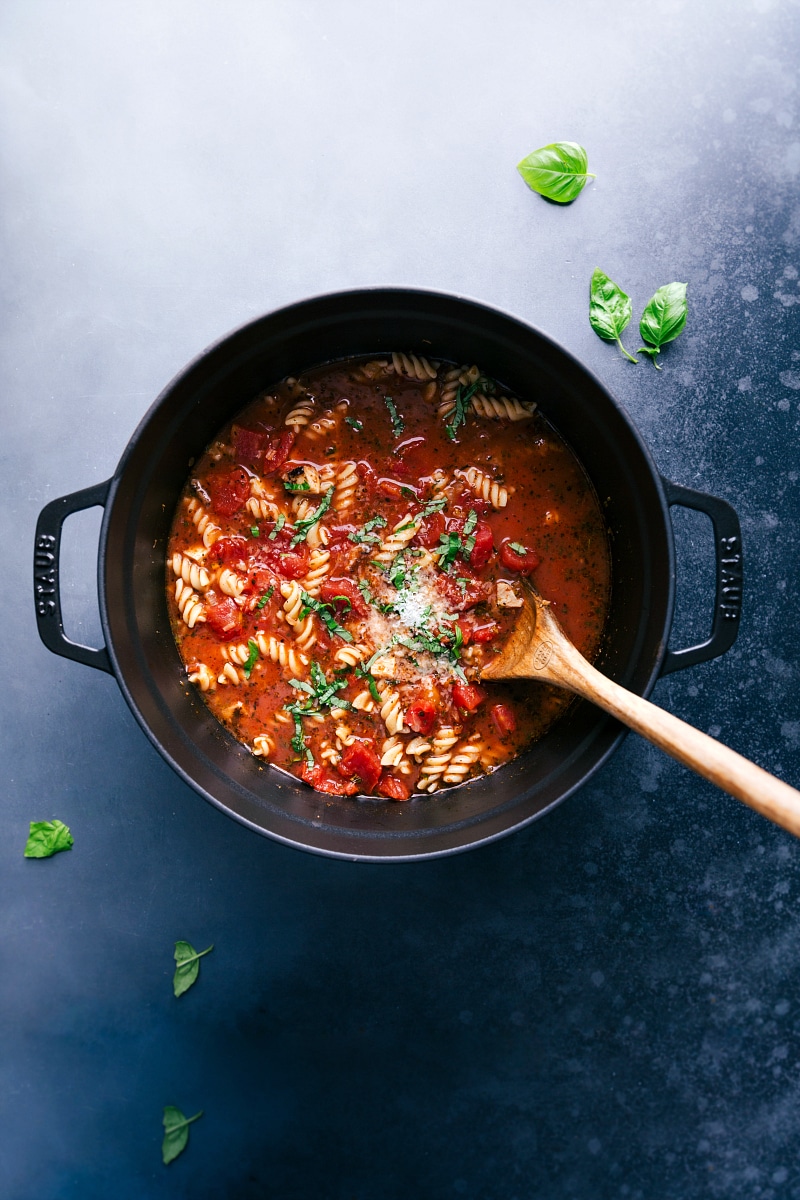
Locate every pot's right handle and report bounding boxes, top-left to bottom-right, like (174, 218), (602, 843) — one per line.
(34, 480), (113, 674)
(660, 478), (742, 676)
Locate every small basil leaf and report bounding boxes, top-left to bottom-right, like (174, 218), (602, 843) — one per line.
(173, 941), (214, 998)
(24, 819), (73, 858)
(637, 282), (688, 369)
(589, 269), (638, 364)
(517, 141), (595, 204)
(162, 1106), (203, 1165)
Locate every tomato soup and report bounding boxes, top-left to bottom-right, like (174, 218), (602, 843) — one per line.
(166, 353), (610, 799)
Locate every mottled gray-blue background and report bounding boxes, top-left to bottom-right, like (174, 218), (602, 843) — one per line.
(2, 1), (800, 1197)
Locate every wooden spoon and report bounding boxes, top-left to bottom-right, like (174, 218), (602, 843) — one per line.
(481, 580), (800, 838)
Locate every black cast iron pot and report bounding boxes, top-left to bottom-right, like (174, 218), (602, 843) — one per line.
(33, 289), (743, 861)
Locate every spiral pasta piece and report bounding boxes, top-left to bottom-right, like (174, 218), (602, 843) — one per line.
(306, 521), (330, 549)
(456, 466), (509, 510)
(252, 733), (275, 758)
(333, 461), (358, 514)
(417, 727), (459, 792)
(254, 633), (309, 676)
(171, 552), (211, 591)
(247, 496), (281, 522)
(293, 615), (317, 653)
(351, 359), (389, 382)
(471, 393), (536, 422)
(217, 661), (245, 686)
(352, 689), (376, 713)
(405, 736), (433, 760)
(380, 736), (412, 773)
(280, 580), (305, 627)
(187, 661), (215, 691)
(175, 579), (206, 628)
(390, 351), (438, 381)
(285, 396), (316, 429)
(222, 643), (252, 666)
(375, 514), (421, 563)
(334, 643), (367, 669)
(442, 735), (483, 784)
(438, 364), (479, 418)
(305, 414), (338, 440)
(376, 681), (405, 735)
(219, 568), (247, 598)
(186, 498), (221, 548)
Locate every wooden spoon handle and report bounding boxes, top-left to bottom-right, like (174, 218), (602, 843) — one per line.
(569, 655), (800, 837)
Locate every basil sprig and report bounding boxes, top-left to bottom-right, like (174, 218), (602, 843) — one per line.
(637, 283), (688, 369)
(298, 591), (353, 642)
(24, 819), (73, 858)
(384, 395), (404, 437)
(349, 515), (387, 545)
(290, 486), (334, 546)
(173, 941), (214, 998)
(589, 269), (638, 363)
(162, 1106), (203, 1165)
(517, 142), (595, 203)
(243, 638), (259, 679)
(445, 379), (481, 441)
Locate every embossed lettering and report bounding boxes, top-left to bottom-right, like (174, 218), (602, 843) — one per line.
(34, 534), (59, 620)
(533, 642), (553, 670)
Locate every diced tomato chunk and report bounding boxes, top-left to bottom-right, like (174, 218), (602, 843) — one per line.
(435, 571), (491, 612)
(319, 577), (368, 618)
(205, 596), (243, 641)
(416, 511), (445, 549)
(468, 521), (494, 570)
(232, 424), (270, 470)
(210, 536), (250, 569)
(499, 539), (541, 575)
(468, 619), (500, 644)
(491, 703), (517, 735)
(405, 697), (437, 736)
(378, 773), (411, 801)
(207, 466), (250, 518)
(261, 430), (296, 475)
(252, 535), (310, 580)
(299, 762), (359, 795)
(337, 740), (382, 793)
(378, 477), (406, 500)
(452, 681), (487, 712)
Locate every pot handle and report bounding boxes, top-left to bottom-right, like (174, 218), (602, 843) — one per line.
(660, 478), (742, 676)
(34, 480), (113, 674)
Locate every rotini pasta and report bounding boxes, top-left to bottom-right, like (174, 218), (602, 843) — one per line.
(390, 351), (438, 381)
(285, 395), (316, 429)
(332, 461), (358, 514)
(186, 498), (220, 548)
(471, 393), (536, 421)
(252, 733), (275, 758)
(442, 735), (483, 784)
(374, 514), (421, 563)
(219, 568), (247, 598)
(175, 579), (206, 628)
(456, 467), (509, 510)
(417, 727), (460, 792)
(171, 551), (211, 590)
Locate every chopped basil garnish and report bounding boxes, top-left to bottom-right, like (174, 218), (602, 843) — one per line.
(384, 395), (405, 437)
(297, 591), (354, 642)
(243, 638), (259, 679)
(349, 515), (387, 545)
(290, 486), (334, 546)
(256, 585), (274, 609)
(508, 541), (527, 555)
(463, 509), (478, 536)
(445, 379), (481, 441)
(267, 512), (285, 540)
(422, 496), (447, 517)
(283, 479), (311, 493)
(358, 579), (375, 606)
(345, 416), (363, 431)
(250, 525), (259, 537)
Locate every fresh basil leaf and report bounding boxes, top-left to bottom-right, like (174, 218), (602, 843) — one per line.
(422, 497), (447, 517)
(509, 541), (527, 555)
(589, 269), (638, 364)
(249, 525), (259, 538)
(162, 1106), (203, 1165)
(173, 941), (214, 998)
(283, 480), (310, 493)
(358, 579), (375, 606)
(463, 509), (478, 536)
(637, 282), (688, 369)
(384, 395), (404, 437)
(243, 639), (259, 680)
(24, 819), (73, 858)
(517, 141), (595, 203)
(298, 591), (353, 642)
(256, 586), (274, 609)
(445, 381), (480, 441)
(345, 416), (363, 431)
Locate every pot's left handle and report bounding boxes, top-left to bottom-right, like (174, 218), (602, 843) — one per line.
(34, 480), (113, 674)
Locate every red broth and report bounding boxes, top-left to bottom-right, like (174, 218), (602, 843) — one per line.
(166, 354), (610, 799)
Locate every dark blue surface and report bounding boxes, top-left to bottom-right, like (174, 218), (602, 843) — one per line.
(3, 1), (800, 1196)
